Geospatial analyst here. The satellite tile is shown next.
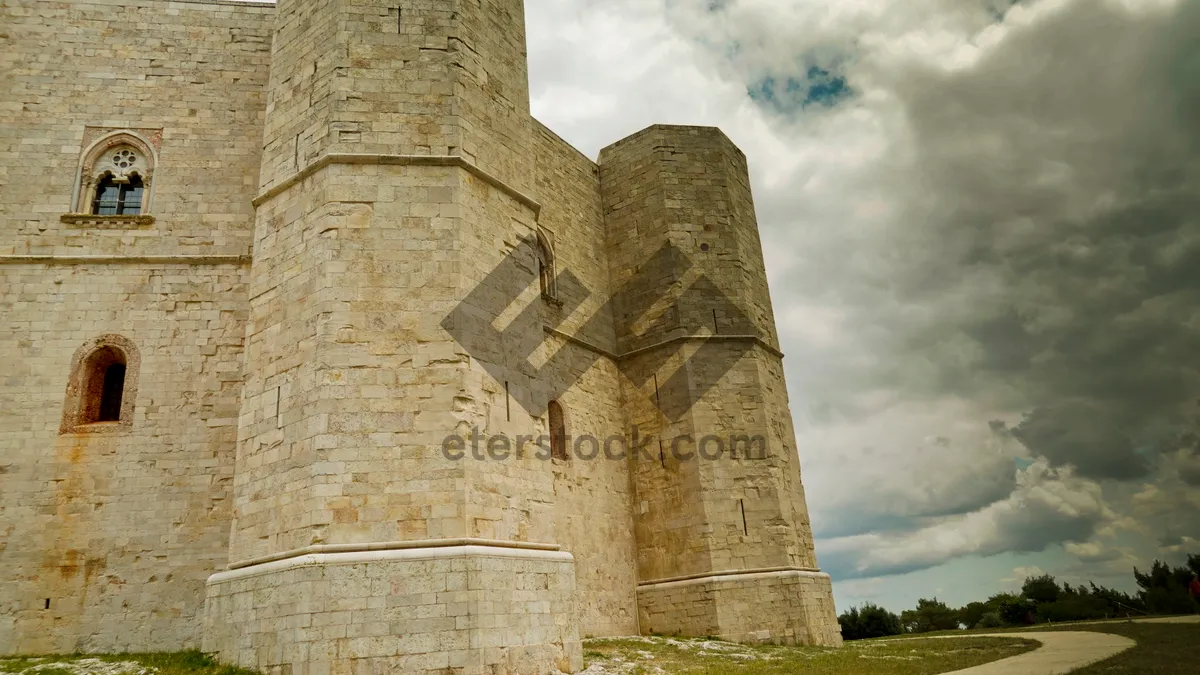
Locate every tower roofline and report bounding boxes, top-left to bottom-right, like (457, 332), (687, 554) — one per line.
(599, 123), (747, 159)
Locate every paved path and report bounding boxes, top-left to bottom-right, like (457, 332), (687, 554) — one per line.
(941, 615), (1198, 674)
(941, 631), (1134, 674)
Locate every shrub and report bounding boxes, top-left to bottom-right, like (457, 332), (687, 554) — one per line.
(838, 603), (903, 640)
(974, 612), (1004, 629)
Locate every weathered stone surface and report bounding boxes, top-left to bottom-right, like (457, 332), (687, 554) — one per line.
(0, 0), (841, 669)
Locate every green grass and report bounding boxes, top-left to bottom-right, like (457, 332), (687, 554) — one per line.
(0, 651), (259, 675)
(582, 635), (1039, 674)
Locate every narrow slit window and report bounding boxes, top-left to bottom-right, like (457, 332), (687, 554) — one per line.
(98, 363), (126, 422)
(536, 233), (557, 301)
(548, 400), (567, 461)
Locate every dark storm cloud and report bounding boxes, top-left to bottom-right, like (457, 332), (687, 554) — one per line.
(749, 0), (1200, 577)
(1005, 402), (1147, 480)
(1178, 432), (1200, 485)
(858, 0), (1200, 482)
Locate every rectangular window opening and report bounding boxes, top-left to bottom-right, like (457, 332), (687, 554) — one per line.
(98, 363), (126, 422)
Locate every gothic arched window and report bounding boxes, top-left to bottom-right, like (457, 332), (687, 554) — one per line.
(65, 131), (158, 225)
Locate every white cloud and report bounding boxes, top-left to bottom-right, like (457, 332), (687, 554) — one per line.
(818, 460), (1116, 579)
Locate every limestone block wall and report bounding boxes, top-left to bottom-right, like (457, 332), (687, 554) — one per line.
(0, 262), (249, 654)
(231, 163), (490, 563)
(599, 126), (780, 353)
(259, 0), (533, 196)
(218, 155), (586, 675)
(638, 571), (841, 646)
(204, 547), (582, 675)
(0, 0), (840, 659)
(531, 123), (638, 637)
(0, 0), (269, 656)
(0, 0), (272, 257)
(451, 170), (557, 546)
(598, 124), (841, 646)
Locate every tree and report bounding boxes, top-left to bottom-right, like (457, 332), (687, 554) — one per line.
(1022, 574), (1062, 604)
(1087, 582), (1145, 617)
(986, 592), (1035, 626)
(1135, 559), (1195, 615)
(900, 598), (960, 633)
(838, 603), (903, 640)
(958, 601), (988, 630)
(1034, 585), (1111, 623)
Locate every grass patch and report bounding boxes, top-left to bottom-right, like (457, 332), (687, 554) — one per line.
(0, 652), (259, 675)
(582, 635), (1038, 674)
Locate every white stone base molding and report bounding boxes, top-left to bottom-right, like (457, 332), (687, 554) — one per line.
(636, 568), (844, 647)
(203, 545), (583, 675)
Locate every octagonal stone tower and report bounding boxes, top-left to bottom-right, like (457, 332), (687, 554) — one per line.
(201, 0), (582, 673)
(601, 127), (841, 647)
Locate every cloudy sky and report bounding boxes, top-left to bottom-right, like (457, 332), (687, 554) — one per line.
(525, 0), (1200, 612)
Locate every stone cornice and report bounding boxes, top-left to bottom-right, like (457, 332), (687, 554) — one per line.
(0, 254), (250, 265)
(637, 566), (827, 589)
(543, 326), (619, 361)
(253, 153), (543, 216)
(211, 545), (576, 585)
(620, 333), (785, 360)
(545, 326), (785, 362)
(226, 537), (562, 571)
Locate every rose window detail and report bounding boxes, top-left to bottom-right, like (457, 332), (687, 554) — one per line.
(112, 149), (137, 169)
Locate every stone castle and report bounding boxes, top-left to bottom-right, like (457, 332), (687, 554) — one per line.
(0, 0), (842, 672)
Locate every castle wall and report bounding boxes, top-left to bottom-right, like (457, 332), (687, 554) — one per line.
(0, 262), (249, 654)
(531, 122), (638, 637)
(0, 0), (272, 257)
(0, 0), (271, 654)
